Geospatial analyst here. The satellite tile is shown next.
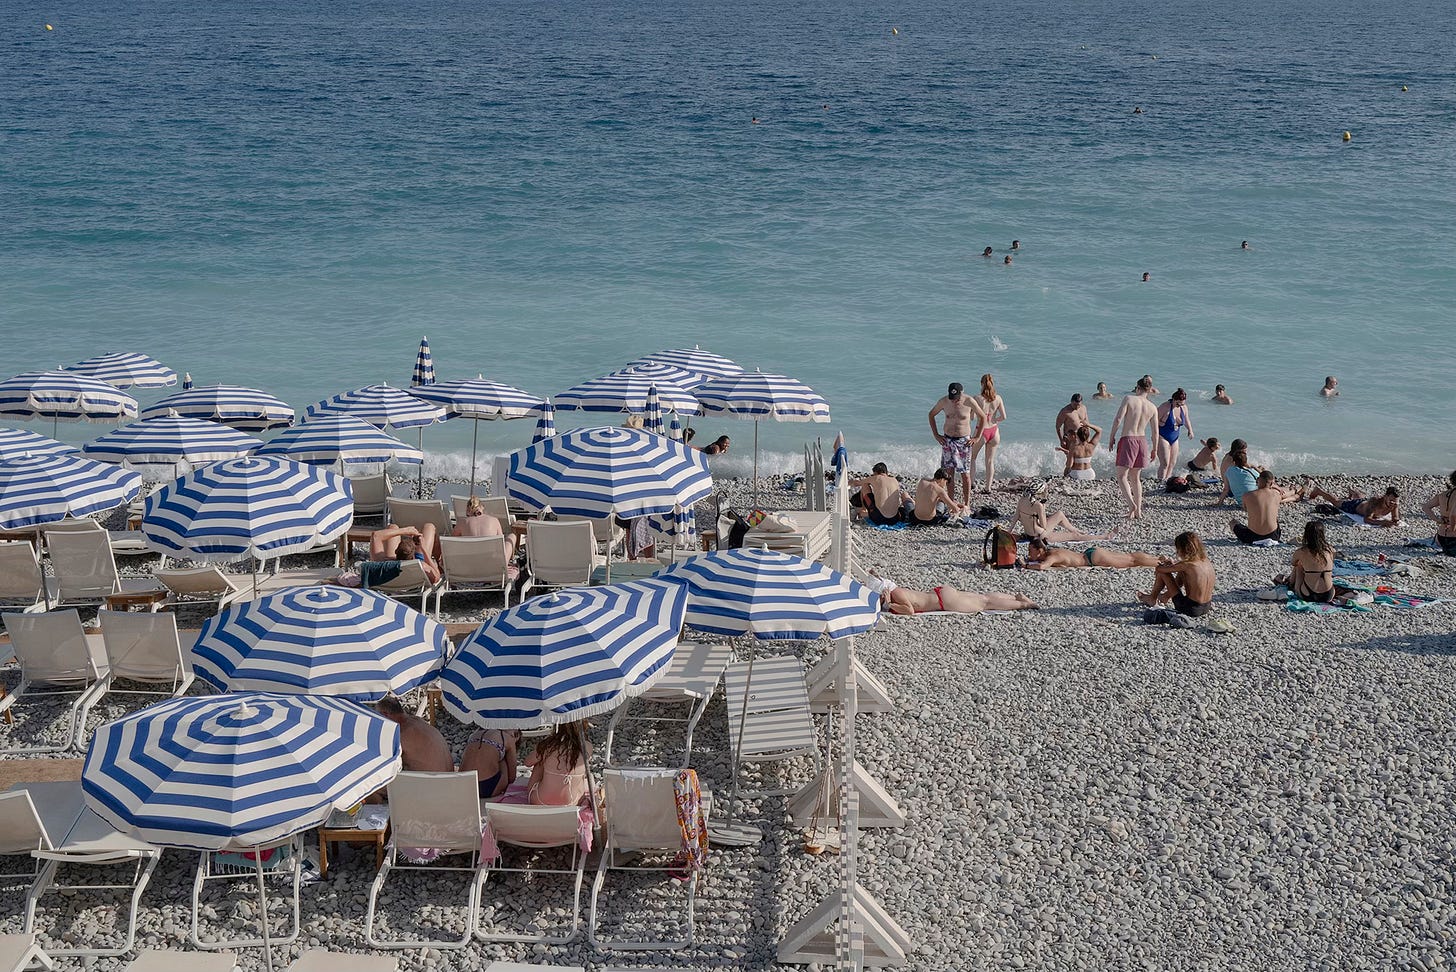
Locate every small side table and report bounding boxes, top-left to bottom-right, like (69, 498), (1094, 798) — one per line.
(103, 589), (169, 612)
(317, 815), (389, 879)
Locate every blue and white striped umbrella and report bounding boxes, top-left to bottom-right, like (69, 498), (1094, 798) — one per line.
(658, 547), (879, 641)
(627, 347), (745, 381)
(82, 415), (261, 467)
(63, 352), (177, 389)
(306, 383), (445, 431)
(0, 370), (139, 427)
(612, 362), (707, 391)
(82, 692), (401, 850)
(192, 586), (447, 701)
(407, 376), (539, 420)
(0, 453), (142, 532)
(648, 505), (695, 545)
(440, 579), (686, 728)
(555, 373), (697, 415)
(507, 426), (712, 518)
(643, 385), (664, 434)
(411, 336), (435, 388)
(0, 428), (78, 460)
(143, 385), (294, 432)
(254, 415), (423, 466)
(532, 400), (556, 444)
(142, 456), (354, 562)
(666, 412), (683, 442)
(693, 370), (831, 422)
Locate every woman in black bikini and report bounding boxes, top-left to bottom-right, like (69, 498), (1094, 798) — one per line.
(459, 727), (521, 799)
(1277, 521), (1337, 603)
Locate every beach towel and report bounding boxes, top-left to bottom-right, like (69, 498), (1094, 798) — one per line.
(961, 518), (992, 530)
(1285, 594), (1372, 614)
(1332, 558), (1387, 577)
(1251, 538), (1282, 547)
(869, 520), (908, 532)
(1372, 590), (1443, 609)
(672, 768), (708, 879)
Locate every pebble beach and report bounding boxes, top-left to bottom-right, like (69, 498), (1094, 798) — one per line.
(3, 470), (1454, 970)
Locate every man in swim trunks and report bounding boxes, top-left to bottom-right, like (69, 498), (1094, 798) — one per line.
(882, 583), (1038, 615)
(1231, 470), (1283, 544)
(1021, 538), (1161, 570)
(850, 462), (910, 526)
(911, 468), (963, 526)
(929, 381), (982, 504)
(1109, 376), (1158, 520)
(1306, 483), (1400, 527)
(1137, 531), (1215, 617)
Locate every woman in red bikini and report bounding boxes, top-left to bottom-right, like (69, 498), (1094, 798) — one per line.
(883, 583), (1038, 615)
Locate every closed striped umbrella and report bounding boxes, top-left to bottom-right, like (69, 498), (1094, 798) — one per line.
(408, 376), (540, 488)
(507, 426), (712, 518)
(254, 415), (423, 466)
(532, 400), (556, 444)
(411, 336), (435, 388)
(306, 383), (445, 430)
(613, 362), (706, 390)
(83, 415), (260, 468)
(143, 385), (294, 432)
(648, 505), (695, 548)
(658, 547), (879, 641)
(0, 428), (78, 460)
(142, 456), (353, 562)
(440, 579), (686, 727)
(193, 586), (447, 701)
(694, 369), (830, 505)
(63, 352), (177, 389)
(82, 692), (401, 851)
(555, 373), (697, 415)
(0, 370), (139, 436)
(666, 412), (683, 442)
(643, 385), (664, 434)
(627, 346), (745, 381)
(0, 453), (142, 531)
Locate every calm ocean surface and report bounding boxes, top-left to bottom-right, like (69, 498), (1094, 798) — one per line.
(2, 0), (1453, 479)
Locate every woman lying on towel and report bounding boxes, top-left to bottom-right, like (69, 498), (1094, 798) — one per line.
(1021, 537), (1161, 570)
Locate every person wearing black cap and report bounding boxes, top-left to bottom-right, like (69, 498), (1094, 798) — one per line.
(929, 381), (983, 504)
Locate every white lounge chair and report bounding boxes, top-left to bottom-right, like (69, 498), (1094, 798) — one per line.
(436, 536), (512, 615)
(588, 767), (707, 950)
(123, 950), (238, 972)
(0, 934), (53, 972)
(349, 472), (390, 524)
(286, 951), (397, 972)
(41, 518), (150, 558)
(362, 558), (440, 613)
(365, 771), (487, 949)
(387, 498), (452, 537)
(558, 514), (623, 558)
(723, 655), (820, 796)
(742, 510), (833, 563)
(98, 610), (194, 698)
(0, 611), (110, 753)
(523, 520), (601, 595)
(156, 566), (243, 614)
(604, 642), (733, 768)
(475, 803), (586, 944)
(0, 543), (54, 613)
(480, 497), (513, 534)
(44, 530), (160, 609)
(191, 835), (302, 950)
(0, 788), (71, 886)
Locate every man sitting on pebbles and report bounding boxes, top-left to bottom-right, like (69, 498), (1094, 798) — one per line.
(1021, 537), (1161, 570)
(1230, 470), (1283, 544)
(1137, 531), (1216, 618)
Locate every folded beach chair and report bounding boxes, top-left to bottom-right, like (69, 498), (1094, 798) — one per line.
(122, 950), (238, 972)
(156, 566), (243, 614)
(191, 834), (302, 950)
(388, 498), (452, 537)
(285, 952), (398, 972)
(436, 536), (512, 615)
(487, 457), (512, 501)
(0, 543), (54, 614)
(742, 510), (833, 563)
(0, 611), (110, 754)
(0, 934), (53, 972)
(44, 530), (161, 609)
(366, 771), (487, 949)
(523, 520), (601, 596)
(588, 767), (707, 951)
(724, 655), (820, 796)
(349, 471), (390, 524)
(475, 803), (587, 944)
(26, 796), (162, 957)
(98, 610), (194, 698)
(605, 642), (733, 768)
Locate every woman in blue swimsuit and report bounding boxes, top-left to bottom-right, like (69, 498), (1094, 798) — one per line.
(1154, 389), (1193, 481)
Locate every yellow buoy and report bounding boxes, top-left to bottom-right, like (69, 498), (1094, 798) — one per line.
(1401, 85), (1408, 92)
(891, 26), (899, 35)
(44, 23), (53, 30)
(1343, 131), (1352, 141)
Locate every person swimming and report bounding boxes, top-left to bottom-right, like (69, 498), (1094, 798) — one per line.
(1211, 384), (1233, 405)
(1141, 272), (1151, 282)
(1092, 381), (1114, 401)
(982, 246), (994, 257)
(1321, 376), (1339, 397)
(1003, 255), (1013, 265)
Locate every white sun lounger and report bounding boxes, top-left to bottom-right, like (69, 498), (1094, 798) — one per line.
(364, 558), (441, 613)
(191, 834), (302, 950)
(604, 642), (733, 768)
(156, 566), (243, 613)
(98, 610), (194, 699)
(0, 611), (110, 754)
(0, 543), (54, 613)
(0, 934), (53, 972)
(523, 520), (601, 595)
(41, 519), (151, 558)
(44, 530), (161, 608)
(485, 963), (586, 972)
(742, 510), (833, 563)
(724, 655), (820, 796)
(436, 536), (512, 615)
(123, 950), (238, 972)
(286, 952), (397, 972)
(476, 803), (587, 944)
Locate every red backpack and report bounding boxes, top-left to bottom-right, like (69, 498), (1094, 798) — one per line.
(983, 526), (1018, 569)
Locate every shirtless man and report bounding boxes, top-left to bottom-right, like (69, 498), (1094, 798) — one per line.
(1137, 531), (1216, 617)
(1055, 394), (1088, 443)
(911, 469), (963, 526)
(1092, 382), (1114, 401)
(883, 583), (1038, 615)
(1420, 471), (1456, 555)
(850, 463), (908, 526)
(929, 382), (982, 503)
(1212, 384), (1233, 405)
(1231, 470), (1282, 543)
(1320, 377), (1339, 398)
(1022, 538), (1160, 570)
(1306, 483), (1400, 527)
(1109, 376), (1159, 519)
(375, 696), (454, 773)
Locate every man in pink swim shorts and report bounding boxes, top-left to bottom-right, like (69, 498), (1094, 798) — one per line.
(1109, 376), (1158, 520)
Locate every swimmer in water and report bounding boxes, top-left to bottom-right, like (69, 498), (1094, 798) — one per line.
(1212, 384), (1233, 405)
(1321, 376), (1339, 398)
(1133, 106), (1144, 115)
(1011, 240), (1021, 250)
(982, 246), (994, 257)
(1141, 272), (1151, 282)
(1241, 240), (1251, 250)
(1004, 255), (1013, 266)
(1092, 382), (1114, 401)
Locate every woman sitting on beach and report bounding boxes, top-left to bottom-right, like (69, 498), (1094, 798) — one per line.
(1021, 537), (1161, 570)
(459, 727), (521, 799)
(1421, 471), (1456, 555)
(1012, 482), (1115, 542)
(1222, 441), (1259, 505)
(369, 524), (441, 584)
(969, 374), (1007, 493)
(1187, 437), (1220, 473)
(1057, 424), (1102, 481)
(1273, 521), (1342, 603)
(452, 495), (518, 556)
(523, 723), (590, 806)
(881, 582), (1038, 615)
(1306, 483), (1401, 527)
(1136, 531), (1215, 617)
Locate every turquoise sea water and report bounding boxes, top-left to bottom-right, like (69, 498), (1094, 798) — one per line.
(2, 0), (1453, 479)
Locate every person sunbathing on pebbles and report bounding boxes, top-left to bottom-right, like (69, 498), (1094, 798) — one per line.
(1020, 537), (1162, 570)
(866, 573), (1038, 614)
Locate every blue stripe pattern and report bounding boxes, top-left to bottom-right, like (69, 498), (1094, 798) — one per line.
(82, 692), (401, 850)
(0, 453), (142, 531)
(659, 547), (879, 641)
(407, 377), (540, 420)
(0, 428), (78, 460)
(613, 362), (707, 391)
(440, 579), (686, 727)
(642, 385), (664, 434)
(411, 336), (435, 388)
(626, 347), (745, 381)
(82, 416), (260, 466)
(142, 385), (295, 432)
(193, 585), (446, 700)
(532, 400), (556, 443)
(694, 371), (831, 422)
(666, 413), (683, 442)
(63, 352), (177, 389)
(0, 370), (139, 423)
(508, 425), (712, 518)
(555, 372), (698, 414)
(306, 384), (445, 430)
(255, 415), (423, 466)
(142, 456), (354, 561)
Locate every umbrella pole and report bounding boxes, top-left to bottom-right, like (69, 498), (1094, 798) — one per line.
(254, 850), (275, 972)
(416, 428), (425, 499)
(468, 419), (480, 492)
(752, 419), (760, 508)
(709, 639), (762, 846)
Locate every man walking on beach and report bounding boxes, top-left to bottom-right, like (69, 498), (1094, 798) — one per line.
(1109, 376), (1157, 519)
(929, 382), (982, 504)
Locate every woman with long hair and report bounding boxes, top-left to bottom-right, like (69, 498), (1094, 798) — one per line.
(1137, 530), (1216, 617)
(524, 722), (590, 806)
(969, 373), (1007, 493)
(1277, 520), (1336, 602)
